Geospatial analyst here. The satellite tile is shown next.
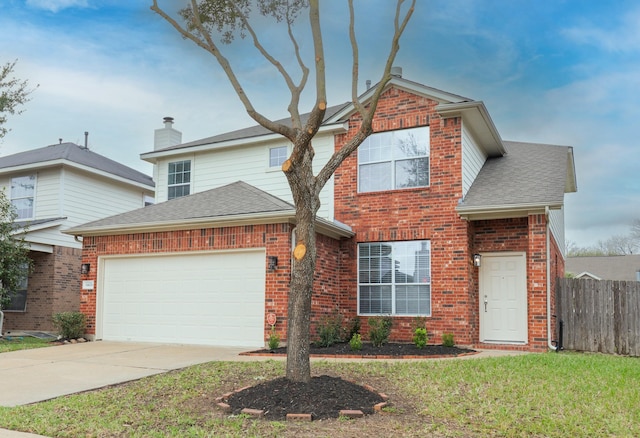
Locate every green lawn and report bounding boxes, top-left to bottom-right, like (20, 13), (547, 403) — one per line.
(0, 337), (53, 353)
(0, 352), (638, 437)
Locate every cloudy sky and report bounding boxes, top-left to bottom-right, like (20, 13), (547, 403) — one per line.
(1, 0), (639, 247)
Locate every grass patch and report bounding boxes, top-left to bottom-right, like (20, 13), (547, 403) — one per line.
(0, 353), (638, 437)
(0, 337), (53, 353)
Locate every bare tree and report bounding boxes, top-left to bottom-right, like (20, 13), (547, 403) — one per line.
(0, 60), (37, 139)
(151, 0), (416, 382)
(632, 219), (640, 241)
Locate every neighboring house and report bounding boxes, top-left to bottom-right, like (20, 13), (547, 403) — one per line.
(566, 255), (640, 281)
(66, 69), (577, 351)
(0, 142), (154, 333)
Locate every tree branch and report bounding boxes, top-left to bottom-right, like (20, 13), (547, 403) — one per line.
(315, 0), (416, 192)
(151, 0), (296, 140)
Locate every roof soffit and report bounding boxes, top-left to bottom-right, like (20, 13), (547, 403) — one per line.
(436, 101), (505, 156)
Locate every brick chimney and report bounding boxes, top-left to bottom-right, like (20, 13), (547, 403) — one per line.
(154, 117), (182, 151)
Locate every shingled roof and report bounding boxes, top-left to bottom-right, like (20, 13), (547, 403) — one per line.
(146, 103), (350, 154)
(64, 181), (353, 238)
(566, 255), (640, 281)
(457, 141), (576, 218)
(0, 142), (154, 187)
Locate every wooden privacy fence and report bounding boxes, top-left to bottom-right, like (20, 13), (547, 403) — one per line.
(556, 278), (640, 356)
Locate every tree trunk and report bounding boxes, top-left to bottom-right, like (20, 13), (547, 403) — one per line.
(285, 190), (317, 383)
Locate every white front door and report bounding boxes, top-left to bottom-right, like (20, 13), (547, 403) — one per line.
(479, 252), (527, 344)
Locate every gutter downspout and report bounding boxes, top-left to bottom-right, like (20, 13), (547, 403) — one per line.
(545, 206), (557, 351)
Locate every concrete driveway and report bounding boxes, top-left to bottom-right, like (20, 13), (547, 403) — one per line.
(0, 341), (258, 407)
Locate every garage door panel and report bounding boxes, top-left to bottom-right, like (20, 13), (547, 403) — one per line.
(101, 250), (265, 347)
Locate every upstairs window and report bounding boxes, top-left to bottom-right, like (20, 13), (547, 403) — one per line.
(358, 240), (431, 316)
(11, 175), (36, 220)
(168, 160), (191, 200)
(269, 146), (288, 168)
(358, 126), (430, 193)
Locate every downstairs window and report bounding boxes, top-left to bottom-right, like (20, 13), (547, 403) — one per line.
(358, 240), (431, 316)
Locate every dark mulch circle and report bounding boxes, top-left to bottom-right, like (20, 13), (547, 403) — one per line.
(226, 343), (476, 421)
(224, 375), (385, 420)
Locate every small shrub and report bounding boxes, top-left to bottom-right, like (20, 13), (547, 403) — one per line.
(349, 333), (363, 351)
(315, 311), (344, 348)
(368, 316), (392, 347)
(413, 327), (428, 348)
(442, 333), (455, 347)
(267, 327), (280, 350)
(345, 316), (361, 341)
(52, 311), (86, 339)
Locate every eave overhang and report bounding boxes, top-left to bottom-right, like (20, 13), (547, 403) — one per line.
(63, 211), (354, 240)
(0, 160), (154, 192)
(140, 122), (349, 164)
(456, 202), (563, 221)
(436, 101), (506, 157)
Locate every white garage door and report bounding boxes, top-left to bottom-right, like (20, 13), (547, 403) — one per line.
(99, 250), (266, 347)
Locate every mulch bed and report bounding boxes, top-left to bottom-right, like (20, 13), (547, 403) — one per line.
(243, 342), (476, 359)
(224, 343), (476, 421)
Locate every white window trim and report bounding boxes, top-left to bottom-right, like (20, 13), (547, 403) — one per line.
(357, 240), (432, 317)
(266, 145), (290, 172)
(10, 174), (37, 220)
(358, 126), (430, 193)
(167, 160), (192, 200)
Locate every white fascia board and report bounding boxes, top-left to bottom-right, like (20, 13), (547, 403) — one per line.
(12, 219), (66, 235)
(436, 101), (505, 157)
(27, 242), (54, 253)
(64, 211), (354, 239)
(140, 122), (349, 164)
(0, 160), (154, 192)
(566, 147), (578, 193)
(457, 202), (563, 221)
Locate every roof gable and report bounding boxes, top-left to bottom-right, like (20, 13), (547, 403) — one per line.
(141, 74), (504, 161)
(0, 142), (154, 188)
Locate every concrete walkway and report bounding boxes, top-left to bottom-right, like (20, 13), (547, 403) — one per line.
(0, 341), (526, 437)
(0, 341), (262, 407)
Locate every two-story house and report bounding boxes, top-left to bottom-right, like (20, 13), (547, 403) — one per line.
(66, 70), (576, 351)
(0, 142), (154, 333)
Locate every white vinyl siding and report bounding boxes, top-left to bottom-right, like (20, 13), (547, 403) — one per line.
(153, 133), (335, 220)
(62, 168), (147, 227)
(461, 124), (487, 196)
(549, 207), (566, 257)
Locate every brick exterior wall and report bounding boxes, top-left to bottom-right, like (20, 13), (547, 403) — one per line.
(72, 85), (566, 352)
(3, 246), (81, 333)
(333, 86), (559, 351)
(334, 87), (476, 345)
(78, 224), (343, 344)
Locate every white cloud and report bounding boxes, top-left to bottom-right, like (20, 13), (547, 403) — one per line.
(562, 7), (640, 53)
(25, 0), (89, 13)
